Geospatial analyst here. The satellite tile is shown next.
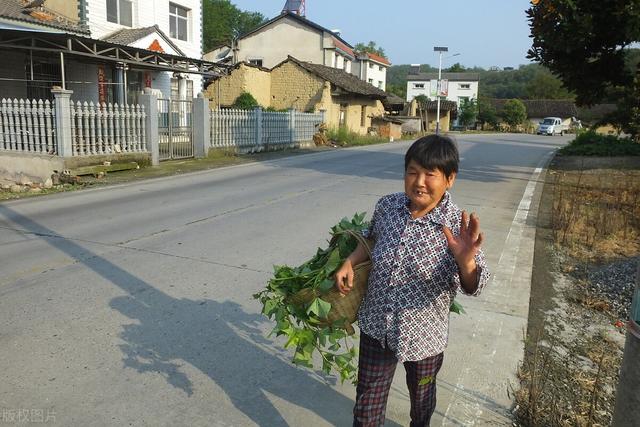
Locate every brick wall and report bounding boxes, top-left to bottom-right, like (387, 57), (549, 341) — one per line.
(204, 64), (271, 108)
(270, 62), (324, 112)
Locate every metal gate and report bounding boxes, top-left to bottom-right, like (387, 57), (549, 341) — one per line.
(157, 99), (193, 160)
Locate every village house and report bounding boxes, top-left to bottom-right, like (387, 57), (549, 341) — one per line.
(204, 56), (387, 135)
(406, 70), (479, 127)
(0, 0), (214, 104)
(203, 8), (391, 90)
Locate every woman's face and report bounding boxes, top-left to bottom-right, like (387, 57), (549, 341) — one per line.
(404, 159), (455, 216)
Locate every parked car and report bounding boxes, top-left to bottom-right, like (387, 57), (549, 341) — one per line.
(537, 117), (567, 136)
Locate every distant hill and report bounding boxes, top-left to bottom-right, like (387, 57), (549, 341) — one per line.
(386, 63), (575, 101)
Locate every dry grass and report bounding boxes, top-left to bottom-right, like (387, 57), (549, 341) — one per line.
(513, 158), (638, 427)
(550, 168), (640, 262)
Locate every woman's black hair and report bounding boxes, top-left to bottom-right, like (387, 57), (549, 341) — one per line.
(404, 134), (459, 178)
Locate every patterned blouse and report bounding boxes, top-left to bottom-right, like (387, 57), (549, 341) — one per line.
(359, 192), (490, 362)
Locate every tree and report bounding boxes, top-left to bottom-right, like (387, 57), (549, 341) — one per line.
(447, 63), (466, 73)
(477, 97), (499, 129)
(232, 92), (259, 109)
(526, 0), (640, 106)
(385, 83), (406, 100)
(458, 98), (478, 129)
(354, 41), (386, 57)
(525, 71), (574, 100)
(203, 0), (266, 52)
(501, 99), (527, 128)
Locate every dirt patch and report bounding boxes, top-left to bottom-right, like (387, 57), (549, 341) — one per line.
(513, 155), (640, 426)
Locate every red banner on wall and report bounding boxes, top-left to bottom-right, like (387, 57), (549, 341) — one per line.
(98, 65), (107, 104)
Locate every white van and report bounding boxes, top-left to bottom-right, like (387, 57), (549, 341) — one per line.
(537, 117), (567, 136)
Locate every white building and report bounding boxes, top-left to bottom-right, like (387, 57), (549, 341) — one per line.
(0, 0), (210, 104)
(353, 52), (390, 90)
(406, 72), (479, 114)
(204, 11), (389, 91)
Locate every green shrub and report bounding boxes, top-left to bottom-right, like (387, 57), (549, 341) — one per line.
(232, 92), (259, 109)
(325, 127), (387, 146)
(559, 130), (640, 156)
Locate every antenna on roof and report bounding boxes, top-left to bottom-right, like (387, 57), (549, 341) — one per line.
(282, 0), (305, 17)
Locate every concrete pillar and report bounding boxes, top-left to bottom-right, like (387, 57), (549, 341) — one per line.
(193, 93), (209, 158)
(139, 89), (159, 166)
(51, 88), (73, 158)
(255, 107), (263, 147)
(289, 108), (296, 145)
(612, 263), (640, 426)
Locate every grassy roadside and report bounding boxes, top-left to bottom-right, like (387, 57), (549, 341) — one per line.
(513, 155), (640, 426)
(0, 146), (337, 202)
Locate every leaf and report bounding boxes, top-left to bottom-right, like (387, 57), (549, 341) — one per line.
(323, 248), (342, 275)
(317, 278), (335, 293)
(306, 297), (332, 319)
(450, 299), (466, 315)
(262, 299), (278, 317)
(418, 376), (434, 386)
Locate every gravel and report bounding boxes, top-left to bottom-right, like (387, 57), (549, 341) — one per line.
(572, 256), (639, 321)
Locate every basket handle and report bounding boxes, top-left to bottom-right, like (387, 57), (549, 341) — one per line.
(343, 229), (374, 261)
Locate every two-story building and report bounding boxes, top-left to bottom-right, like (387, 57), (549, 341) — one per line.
(406, 71), (479, 125)
(204, 11), (390, 90)
(0, 0), (214, 104)
(353, 52), (389, 90)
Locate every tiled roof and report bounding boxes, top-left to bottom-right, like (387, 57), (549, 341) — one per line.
(407, 72), (480, 82)
(425, 99), (457, 112)
(384, 93), (405, 105)
(282, 56), (388, 99)
(332, 37), (354, 58)
(362, 52), (390, 66)
(101, 25), (184, 56)
(489, 99), (577, 118)
(0, 0), (88, 34)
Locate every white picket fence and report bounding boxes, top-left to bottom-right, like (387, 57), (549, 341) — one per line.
(71, 101), (146, 156)
(210, 108), (323, 150)
(0, 98), (56, 154)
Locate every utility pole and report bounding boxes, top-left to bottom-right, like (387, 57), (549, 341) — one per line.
(611, 263), (640, 426)
(433, 46), (448, 134)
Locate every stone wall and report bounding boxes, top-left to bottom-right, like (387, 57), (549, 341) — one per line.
(270, 61), (324, 112)
(205, 64), (271, 108)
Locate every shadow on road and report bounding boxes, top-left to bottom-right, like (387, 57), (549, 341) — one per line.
(0, 205), (403, 426)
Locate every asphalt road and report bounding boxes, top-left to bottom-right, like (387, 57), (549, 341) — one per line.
(0, 133), (568, 426)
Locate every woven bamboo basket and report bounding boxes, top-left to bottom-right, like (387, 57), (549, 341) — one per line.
(289, 229), (373, 335)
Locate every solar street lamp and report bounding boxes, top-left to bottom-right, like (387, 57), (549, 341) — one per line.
(433, 47), (448, 134)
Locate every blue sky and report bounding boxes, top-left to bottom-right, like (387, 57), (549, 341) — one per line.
(230, 0), (535, 69)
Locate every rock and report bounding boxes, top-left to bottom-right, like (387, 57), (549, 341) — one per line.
(10, 184), (25, 193)
(29, 187), (42, 193)
(43, 178), (53, 189)
(51, 173), (60, 186)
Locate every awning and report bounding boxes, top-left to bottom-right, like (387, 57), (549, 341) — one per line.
(0, 28), (228, 77)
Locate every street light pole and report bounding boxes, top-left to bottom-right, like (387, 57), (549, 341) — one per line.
(434, 46), (448, 134)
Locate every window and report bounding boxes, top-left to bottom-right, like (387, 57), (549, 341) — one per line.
(369, 63), (374, 69)
(360, 105), (366, 127)
(459, 83), (470, 90)
(169, 3), (189, 41)
(343, 59), (348, 71)
(368, 78), (373, 84)
(248, 59), (263, 67)
(339, 104), (347, 127)
(107, 0), (132, 26)
(171, 77), (193, 100)
(378, 81), (383, 89)
(379, 65), (383, 71)
(414, 83), (424, 89)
